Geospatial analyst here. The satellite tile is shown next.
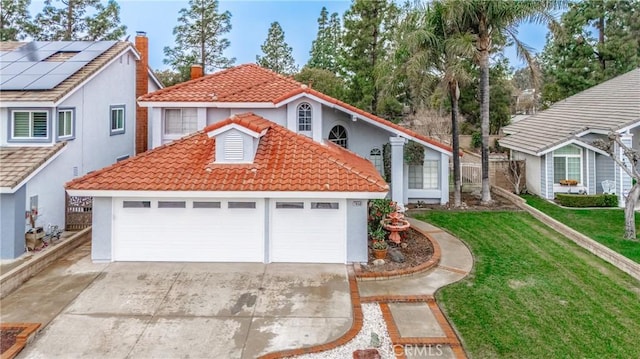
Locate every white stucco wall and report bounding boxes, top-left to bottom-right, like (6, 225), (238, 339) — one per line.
(513, 151), (542, 196)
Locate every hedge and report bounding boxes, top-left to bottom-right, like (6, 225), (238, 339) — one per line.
(556, 193), (618, 208)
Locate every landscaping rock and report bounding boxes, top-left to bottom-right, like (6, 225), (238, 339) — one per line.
(372, 259), (385, 266)
(388, 248), (405, 263)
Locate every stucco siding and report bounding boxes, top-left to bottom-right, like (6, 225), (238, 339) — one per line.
(0, 186), (26, 259)
(513, 151), (541, 196)
(91, 197), (112, 262)
(230, 108), (286, 126)
(346, 199), (368, 263)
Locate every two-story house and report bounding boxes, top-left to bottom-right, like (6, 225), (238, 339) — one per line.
(0, 34), (161, 259)
(65, 64), (452, 264)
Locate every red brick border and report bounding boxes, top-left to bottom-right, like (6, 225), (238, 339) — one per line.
(258, 266), (363, 359)
(355, 224), (442, 280)
(377, 297), (468, 359)
(1, 323), (41, 359)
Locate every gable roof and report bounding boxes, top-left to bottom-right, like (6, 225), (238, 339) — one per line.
(500, 68), (640, 155)
(66, 113), (389, 194)
(1, 41), (136, 104)
(137, 64), (452, 154)
(0, 143), (67, 192)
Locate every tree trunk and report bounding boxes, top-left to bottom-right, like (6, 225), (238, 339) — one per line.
(624, 183), (639, 240)
(450, 80), (461, 207)
(478, 30), (492, 204)
(598, 15), (605, 70)
(65, 0), (73, 41)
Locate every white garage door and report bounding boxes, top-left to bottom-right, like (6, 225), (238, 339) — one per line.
(270, 199), (346, 263)
(113, 198), (264, 262)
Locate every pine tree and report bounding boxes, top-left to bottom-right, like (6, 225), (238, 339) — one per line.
(31, 0), (126, 41)
(256, 21), (297, 75)
(0, 0), (33, 41)
(307, 7), (341, 74)
(541, 0), (640, 105)
(164, 0), (234, 81)
(341, 0), (399, 114)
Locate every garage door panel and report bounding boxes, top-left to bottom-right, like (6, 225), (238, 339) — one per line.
(271, 199), (346, 263)
(113, 199), (264, 262)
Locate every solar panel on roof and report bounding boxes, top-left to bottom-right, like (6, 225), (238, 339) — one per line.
(0, 40), (115, 91)
(24, 74), (70, 90)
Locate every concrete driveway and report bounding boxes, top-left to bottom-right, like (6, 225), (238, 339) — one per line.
(6, 248), (351, 359)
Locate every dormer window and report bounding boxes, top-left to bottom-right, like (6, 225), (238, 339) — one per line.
(329, 125), (348, 148)
(297, 102), (312, 133)
(224, 132), (244, 161)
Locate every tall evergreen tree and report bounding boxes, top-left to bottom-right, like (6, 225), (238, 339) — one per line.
(341, 0), (399, 115)
(307, 7), (341, 74)
(164, 0), (234, 81)
(541, 0), (640, 105)
(31, 0), (126, 41)
(256, 21), (297, 75)
(0, 0), (33, 41)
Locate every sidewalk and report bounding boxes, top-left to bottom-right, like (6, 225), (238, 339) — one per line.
(357, 218), (474, 359)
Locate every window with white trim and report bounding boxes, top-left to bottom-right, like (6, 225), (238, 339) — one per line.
(11, 110), (48, 139)
(409, 160), (439, 189)
(110, 106), (125, 135)
(369, 148), (383, 174)
(328, 125), (348, 148)
(553, 144), (582, 184)
(164, 108), (198, 136)
(57, 109), (74, 139)
(297, 102), (312, 132)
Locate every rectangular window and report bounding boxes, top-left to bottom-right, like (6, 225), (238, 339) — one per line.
(228, 201), (256, 209)
(193, 201), (221, 209)
(57, 109), (74, 139)
(110, 106), (125, 135)
(311, 202), (339, 209)
(409, 160), (439, 189)
(158, 201), (186, 208)
(123, 201), (150, 208)
(276, 202), (304, 209)
(164, 108), (198, 135)
(11, 110), (48, 139)
(553, 145), (582, 183)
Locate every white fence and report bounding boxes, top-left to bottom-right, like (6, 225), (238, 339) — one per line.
(450, 163), (482, 188)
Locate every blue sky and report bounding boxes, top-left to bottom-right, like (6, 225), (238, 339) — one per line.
(30, 0), (551, 71)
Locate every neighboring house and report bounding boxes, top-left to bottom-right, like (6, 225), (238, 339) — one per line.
(500, 68), (639, 207)
(0, 34), (161, 259)
(65, 64), (453, 264)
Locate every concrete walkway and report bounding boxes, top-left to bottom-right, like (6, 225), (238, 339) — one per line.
(357, 218), (474, 359)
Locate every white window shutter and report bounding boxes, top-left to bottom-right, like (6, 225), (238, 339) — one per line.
(224, 133), (244, 161)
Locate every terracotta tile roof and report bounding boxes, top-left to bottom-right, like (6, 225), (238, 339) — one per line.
(0, 143), (67, 189)
(1, 42), (133, 103)
(138, 64), (452, 153)
(66, 113), (389, 193)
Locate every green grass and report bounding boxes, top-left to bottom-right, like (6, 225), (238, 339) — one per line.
(415, 211), (640, 359)
(523, 194), (640, 263)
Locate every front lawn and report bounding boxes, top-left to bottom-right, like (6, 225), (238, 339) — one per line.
(415, 211), (640, 359)
(523, 194), (640, 263)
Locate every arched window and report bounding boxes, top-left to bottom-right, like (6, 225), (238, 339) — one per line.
(369, 148), (383, 174)
(328, 125), (348, 148)
(297, 102), (312, 132)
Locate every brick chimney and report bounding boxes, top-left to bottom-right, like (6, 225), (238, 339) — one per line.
(190, 64), (203, 80)
(135, 31), (149, 155)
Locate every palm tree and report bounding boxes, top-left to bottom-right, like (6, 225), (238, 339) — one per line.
(402, 1), (475, 206)
(444, 0), (562, 204)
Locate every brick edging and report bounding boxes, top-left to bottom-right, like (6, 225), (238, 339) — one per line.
(354, 224), (442, 280)
(0, 322), (41, 359)
(257, 266), (363, 359)
(493, 186), (640, 281)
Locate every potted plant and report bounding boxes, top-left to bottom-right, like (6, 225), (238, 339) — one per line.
(369, 226), (388, 259)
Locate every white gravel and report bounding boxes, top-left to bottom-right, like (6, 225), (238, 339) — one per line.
(289, 303), (397, 359)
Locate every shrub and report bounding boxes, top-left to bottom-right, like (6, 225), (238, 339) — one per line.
(555, 194), (618, 208)
(471, 131), (482, 148)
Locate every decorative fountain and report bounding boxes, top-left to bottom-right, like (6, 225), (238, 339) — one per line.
(381, 209), (410, 244)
